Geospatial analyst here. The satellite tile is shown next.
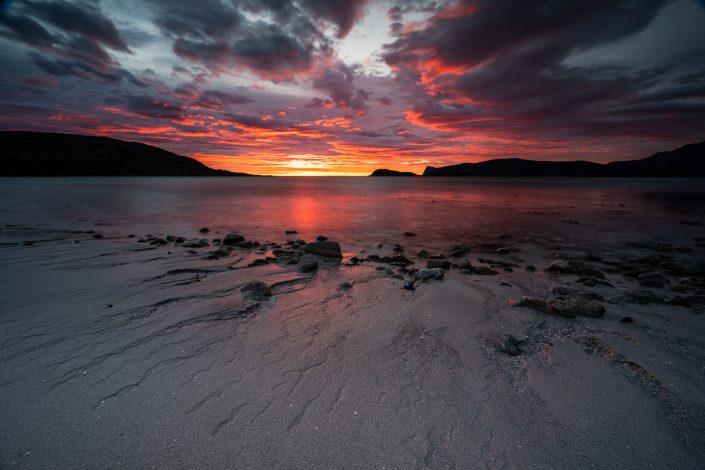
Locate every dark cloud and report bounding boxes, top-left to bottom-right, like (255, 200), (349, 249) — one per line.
(199, 90), (251, 108)
(122, 95), (187, 119)
(25, 0), (130, 52)
(297, 0), (370, 37)
(222, 112), (294, 131)
(148, 0), (241, 41)
(32, 53), (143, 86)
(311, 62), (370, 115)
(306, 97), (334, 108)
(145, 0), (369, 81)
(384, 0), (705, 141)
(0, 0), (133, 85)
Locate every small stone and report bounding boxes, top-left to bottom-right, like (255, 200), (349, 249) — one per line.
(403, 280), (416, 290)
(182, 238), (209, 248)
(222, 233), (245, 245)
(622, 289), (664, 304)
(207, 246), (230, 259)
(403, 232), (416, 237)
(472, 266), (499, 275)
(458, 259), (472, 270)
(627, 240), (673, 252)
(620, 316), (634, 323)
(497, 335), (523, 356)
(427, 259), (451, 269)
(415, 268), (444, 281)
(417, 249), (429, 258)
(242, 280), (272, 298)
(285, 230), (298, 234)
(526, 265), (536, 271)
(453, 243), (471, 254)
(578, 266), (605, 279)
(667, 296), (692, 308)
(199, 227), (210, 233)
(150, 238), (167, 245)
(338, 282), (352, 291)
(316, 235), (328, 241)
(92, 234), (104, 239)
(546, 259), (584, 274)
(497, 247), (510, 255)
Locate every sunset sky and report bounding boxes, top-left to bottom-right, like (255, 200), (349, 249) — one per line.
(1, 0), (704, 175)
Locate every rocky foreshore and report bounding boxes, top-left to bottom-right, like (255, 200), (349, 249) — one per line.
(2, 223), (705, 468)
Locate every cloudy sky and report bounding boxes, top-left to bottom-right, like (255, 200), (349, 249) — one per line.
(1, 0), (704, 175)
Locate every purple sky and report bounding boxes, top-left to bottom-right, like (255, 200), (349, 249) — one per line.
(1, 0), (704, 175)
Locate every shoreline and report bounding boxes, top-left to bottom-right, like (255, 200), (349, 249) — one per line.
(1, 224), (705, 468)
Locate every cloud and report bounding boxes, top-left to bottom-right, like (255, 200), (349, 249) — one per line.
(0, 0), (134, 84)
(382, 0), (705, 141)
(311, 62), (371, 115)
(145, 0), (371, 81)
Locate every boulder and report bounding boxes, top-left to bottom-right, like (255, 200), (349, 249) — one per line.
(223, 233), (245, 245)
(298, 254), (319, 272)
(301, 240), (342, 258)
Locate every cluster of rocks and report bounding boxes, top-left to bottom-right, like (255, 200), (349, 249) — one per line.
(539, 239), (705, 312)
(515, 291), (606, 318)
(271, 239), (343, 273)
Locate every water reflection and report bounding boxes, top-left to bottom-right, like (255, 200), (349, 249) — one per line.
(0, 177), (703, 251)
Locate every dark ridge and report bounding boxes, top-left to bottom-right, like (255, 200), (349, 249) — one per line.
(419, 141), (705, 177)
(369, 168), (418, 176)
(0, 131), (256, 176)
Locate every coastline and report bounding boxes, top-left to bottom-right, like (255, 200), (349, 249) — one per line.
(1, 224), (704, 468)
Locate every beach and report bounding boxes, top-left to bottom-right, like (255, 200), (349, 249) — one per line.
(1, 177), (705, 468)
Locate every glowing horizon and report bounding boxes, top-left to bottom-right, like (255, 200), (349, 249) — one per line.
(1, 0), (704, 175)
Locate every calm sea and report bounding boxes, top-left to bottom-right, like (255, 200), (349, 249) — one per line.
(1, 177), (703, 252)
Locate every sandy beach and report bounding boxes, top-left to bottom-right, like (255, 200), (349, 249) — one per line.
(1, 219), (704, 468)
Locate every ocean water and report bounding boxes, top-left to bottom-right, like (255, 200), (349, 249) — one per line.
(1, 177), (703, 252)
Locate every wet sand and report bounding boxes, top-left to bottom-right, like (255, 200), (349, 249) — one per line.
(1, 225), (705, 469)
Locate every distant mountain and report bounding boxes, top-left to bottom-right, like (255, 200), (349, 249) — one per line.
(0, 131), (254, 176)
(605, 141), (705, 176)
(369, 168), (418, 176)
(419, 141), (705, 177)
